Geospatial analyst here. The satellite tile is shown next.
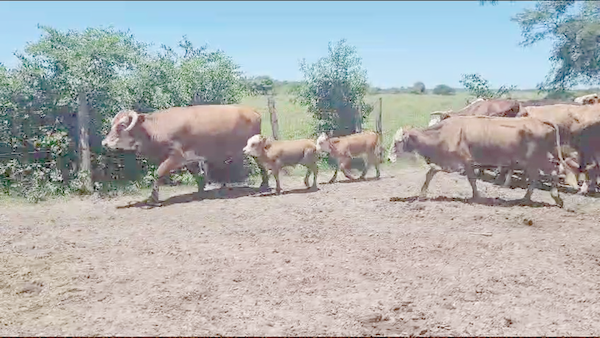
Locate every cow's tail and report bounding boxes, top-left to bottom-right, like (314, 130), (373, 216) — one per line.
(548, 121), (579, 189)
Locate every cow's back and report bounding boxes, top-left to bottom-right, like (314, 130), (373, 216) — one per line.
(457, 99), (521, 118)
(436, 116), (556, 166)
(149, 104), (261, 162)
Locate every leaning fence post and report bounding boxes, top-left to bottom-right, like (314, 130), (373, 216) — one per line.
(267, 96), (280, 140)
(376, 97), (384, 158)
(355, 106), (362, 133)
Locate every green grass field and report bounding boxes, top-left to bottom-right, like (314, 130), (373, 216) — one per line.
(241, 91), (545, 151)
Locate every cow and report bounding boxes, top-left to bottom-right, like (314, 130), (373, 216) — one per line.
(427, 98), (522, 186)
(387, 115), (575, 208)
(315, 131), (382, 183)
(101, 105), (270, 205)
(517, 103), (600, 194)
(520, 98), (580, 107)
(242, 134), (319, 194)
(574, 93), (599, 105)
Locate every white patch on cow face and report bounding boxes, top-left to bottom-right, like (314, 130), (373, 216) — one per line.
(243, 134), (264, 157)
(315, 133), (331, 153)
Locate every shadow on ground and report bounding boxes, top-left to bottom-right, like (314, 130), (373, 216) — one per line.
(116, 186), (269, 209)
(389, 195), (570, 209)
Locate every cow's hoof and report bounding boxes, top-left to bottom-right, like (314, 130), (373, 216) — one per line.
(143, 199), (163, 208)
(259, 185), (271, 192)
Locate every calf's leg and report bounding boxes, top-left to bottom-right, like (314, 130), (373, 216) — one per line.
(339, 157), (356, 180)
(273, 167), (282, 195)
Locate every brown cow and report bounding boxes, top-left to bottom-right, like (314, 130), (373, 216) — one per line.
(432, 98), (522, 122)
(242, 134), (319, 194)
(102, 105), (270, 205)
(517, 103), (600, 194)
(316, 131), (382, 183)
(387, 115), (573, 207)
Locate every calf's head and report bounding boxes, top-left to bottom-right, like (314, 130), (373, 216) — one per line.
(102, 110), (144, 151)
(243, 134), (268, 157)
(315, 133), (332, 153)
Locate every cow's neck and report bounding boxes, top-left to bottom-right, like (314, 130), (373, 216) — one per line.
(130, 115), (169, 161)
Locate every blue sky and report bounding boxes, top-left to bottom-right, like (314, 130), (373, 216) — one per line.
(0, 1), (557, 89)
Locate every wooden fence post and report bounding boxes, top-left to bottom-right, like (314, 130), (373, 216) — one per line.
(376, 97), (384, 158)
(77, 91), (93, 193)
(267, 96), (280, 140)
(355, 106), (362, 133)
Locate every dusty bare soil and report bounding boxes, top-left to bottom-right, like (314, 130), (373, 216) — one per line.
(2, 164), (600, 336)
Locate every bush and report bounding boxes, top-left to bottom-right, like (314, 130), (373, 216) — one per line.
(433, 84), (456, 95)
(410, 81), (426, 94)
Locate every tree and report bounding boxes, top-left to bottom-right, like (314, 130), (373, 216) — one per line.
(485, 1), (600, 90)
(411, 81), (426, 94)
(293, 39), (372, 137)
(459, 73), (516, 99)
(246, 76), (274, 96)
(23, 25), (146, 192)
(432, 84), (456, 95)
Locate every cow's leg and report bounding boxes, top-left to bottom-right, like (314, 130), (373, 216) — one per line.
(503, 168), (514, 187)
(419, 166), (439, 200)
(185, 161), (206, 194)
(148, 156), (183, 205)
(464, 164), (481, 201)
(305, 163), (318, 190)
(539, 160), (564, 208)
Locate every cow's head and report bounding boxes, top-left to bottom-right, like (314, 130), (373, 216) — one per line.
(388, 126), (418, 163)
(243, 134), (269, 157)
(428, 110), (452, 127)
(315, 132), (332, 154)
(574, 93), (599, 105)
(102, 110), (144, 151)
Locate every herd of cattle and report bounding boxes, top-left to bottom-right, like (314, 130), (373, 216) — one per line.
(101, 92), (600, 208)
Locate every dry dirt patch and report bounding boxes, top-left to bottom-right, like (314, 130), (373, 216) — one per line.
(1, 166), (600, 336)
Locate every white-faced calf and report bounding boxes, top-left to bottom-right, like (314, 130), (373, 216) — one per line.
(243, 134), (319, 194)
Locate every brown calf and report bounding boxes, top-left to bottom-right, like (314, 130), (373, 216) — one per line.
(315, 131), (382, 183)
(243, 134), (319, 194)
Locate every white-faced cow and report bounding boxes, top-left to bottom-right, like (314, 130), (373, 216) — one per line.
(574, 93), (600, 105)
(315, 131), (382, 183)
(243, 134), (319, 194)
(388, 115), (574, 208)
(102, 105), (270, 205)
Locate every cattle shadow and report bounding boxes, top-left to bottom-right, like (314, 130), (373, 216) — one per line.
(389, 195), (563, 209)
(116, 186), (270, 209)
(253, 186), (320, 197)
(472, 170), (582, 195)
(319, 176), (383, 185)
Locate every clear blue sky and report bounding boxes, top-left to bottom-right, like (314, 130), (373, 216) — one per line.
(0, 1), (557, 89)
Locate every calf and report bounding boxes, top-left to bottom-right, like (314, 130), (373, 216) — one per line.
(243, 134), (319, 194)
(388, 115), (573, 207)
(316, 131), (382, 183)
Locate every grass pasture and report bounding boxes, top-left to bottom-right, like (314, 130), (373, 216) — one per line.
(241, 91), (545, 152)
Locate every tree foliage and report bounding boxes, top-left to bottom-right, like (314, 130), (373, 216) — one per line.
(459, 73), (517, 99)
(0, 25), (248, 201)
(293, 39), (372, 137)
(432, 84), (456, 95)
(410, 81), (426, 94)
(509, 1), (600, 90)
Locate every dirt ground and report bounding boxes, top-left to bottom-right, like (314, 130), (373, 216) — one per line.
(2, 164), (600, 336)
